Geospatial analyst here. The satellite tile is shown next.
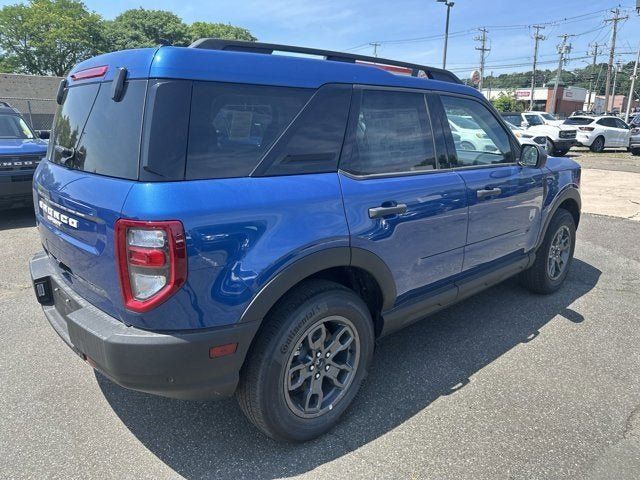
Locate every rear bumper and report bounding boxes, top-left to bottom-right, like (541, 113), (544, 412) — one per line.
(29, 251), (260, 400)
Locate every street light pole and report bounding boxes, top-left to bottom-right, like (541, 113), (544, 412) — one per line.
(437, 1), (455, 69)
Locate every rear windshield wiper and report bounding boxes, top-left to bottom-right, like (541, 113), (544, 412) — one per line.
(54, 145), (76, 167)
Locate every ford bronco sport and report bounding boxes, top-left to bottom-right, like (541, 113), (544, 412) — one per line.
(29, 40), (581, 442)
(0, 101), (47, 209)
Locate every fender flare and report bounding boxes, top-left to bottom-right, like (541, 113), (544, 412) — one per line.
(239, 247), (396, 324)
(536, 186), (581, 250)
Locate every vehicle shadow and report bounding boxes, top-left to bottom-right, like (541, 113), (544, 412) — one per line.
(97, 258), (601, 479)
(0, 207), (36, 231)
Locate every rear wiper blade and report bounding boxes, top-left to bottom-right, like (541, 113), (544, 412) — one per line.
(54, 145), (76, 166)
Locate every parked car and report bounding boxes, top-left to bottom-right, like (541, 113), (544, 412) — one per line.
(29, 40), (581, 442)
(0, 101), (48, 209)
(506, 121), (548, 149)
(630, 123), (640, 155)
(565, 115), (631, 153)
(501, 112), (576, 156)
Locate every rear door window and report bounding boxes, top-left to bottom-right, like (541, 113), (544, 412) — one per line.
(341, 89), (436, 176)
(51, 80), (146, 180)
(186, 82), (312, 179)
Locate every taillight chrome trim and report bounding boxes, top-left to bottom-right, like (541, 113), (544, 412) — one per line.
(115, 219), (187, 313)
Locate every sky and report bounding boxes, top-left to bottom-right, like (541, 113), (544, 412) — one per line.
(3, 0), (640, 77)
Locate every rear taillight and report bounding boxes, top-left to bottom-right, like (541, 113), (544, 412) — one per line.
(115, 219), (187, 313)
(579, 126), (595, 131)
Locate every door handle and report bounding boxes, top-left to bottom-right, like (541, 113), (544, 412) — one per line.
(476, 187), (502, 199)
(368, 202), (407, 219)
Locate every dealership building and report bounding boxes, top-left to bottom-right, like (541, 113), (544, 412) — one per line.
(482, 83), (588, 117)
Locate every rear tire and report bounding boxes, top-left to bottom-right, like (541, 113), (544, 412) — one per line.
(590, 136), (605, 153)
(520, 208), (576, 294)
(631, 148), (640, 156)
(236, 279), (375, 442)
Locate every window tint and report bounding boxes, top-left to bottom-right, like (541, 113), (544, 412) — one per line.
(598, 118), (616, 127)
(565, 117), (594, 125)
(51, 80), (146, 180)
(502, 114), (523, 126)
(51, 83), (99, 165)
(0, 114), (34, 139)
(441, 95), (512, 167)
(343, 89), (436, 175)
(523, 114), (544, 126)
(186, 82), (312, 179)
(614, 118), (629, 129)
(257, 84), (351, 176)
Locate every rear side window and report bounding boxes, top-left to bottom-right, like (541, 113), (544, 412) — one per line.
(342, 89), (436, 176)
(256, 84), (352, 176)
(51, 80), (146, 180)
(186, 82), (312, 179)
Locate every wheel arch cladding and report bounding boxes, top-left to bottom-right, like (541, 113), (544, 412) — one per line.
(239, 247), (396, 337)
(538, 187), (581, 250)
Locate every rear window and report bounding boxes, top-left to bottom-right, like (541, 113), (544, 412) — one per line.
(565, 117), (594, 126)
(502, 114), (522, 125)
(185, 82), (312, 179)
(50, 80), (146, 180)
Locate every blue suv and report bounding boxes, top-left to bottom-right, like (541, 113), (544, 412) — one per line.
(0, 102), (47, 209)
(29, 40), (581, 441)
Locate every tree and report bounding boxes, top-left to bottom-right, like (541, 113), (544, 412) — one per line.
(0, 0), (104, 76)
(492, 93), (521, 112)
(188, 22), (256, 44)
(103, 9), (190, 51)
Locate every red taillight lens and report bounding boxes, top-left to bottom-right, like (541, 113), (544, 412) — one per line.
(115, 219), (187, 313)
(70, 65), (108, 81)
(579, 126), (595, 131)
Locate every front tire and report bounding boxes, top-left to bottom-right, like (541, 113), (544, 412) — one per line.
(236, 279), (374, 442)
(521, 208), (576, 294)
(631, 148), (640, 156)
(554, 148), (570, 156)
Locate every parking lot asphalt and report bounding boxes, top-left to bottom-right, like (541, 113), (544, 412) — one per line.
(2, 163), (639, 479)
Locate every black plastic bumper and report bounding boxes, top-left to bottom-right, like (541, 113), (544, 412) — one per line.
(29, 251), (260, 400)
(554, 139), (576, 150)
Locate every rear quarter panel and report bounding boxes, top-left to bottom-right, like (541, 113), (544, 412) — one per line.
(121, 173), (349, 330)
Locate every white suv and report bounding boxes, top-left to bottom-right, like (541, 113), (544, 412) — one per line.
(565, 115), (631, 153)
(501, 112), (577, 156)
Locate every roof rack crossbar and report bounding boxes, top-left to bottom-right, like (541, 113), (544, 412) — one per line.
(189, 39), (462, 84)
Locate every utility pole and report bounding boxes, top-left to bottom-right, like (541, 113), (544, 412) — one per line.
(604, 8), (628, 113)
(475, 28), (490, 91)
(369, 42), (381, 58)
(587, 43), (601, 111)
(625, 42), (640, 122)
(611, 60), (623, 110)
(437, 1), (455, 69)
(529, 25), (546, 111)
(550, 34), (572, 114)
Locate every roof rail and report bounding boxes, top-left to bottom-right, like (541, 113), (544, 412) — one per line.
(189, 39), (462, 85)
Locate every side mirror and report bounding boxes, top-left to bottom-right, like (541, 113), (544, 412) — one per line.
(520, 121), (529, 128)
(519, 144), (547, 169)
(35, 130), (50, 140)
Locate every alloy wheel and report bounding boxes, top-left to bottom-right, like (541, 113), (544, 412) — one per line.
(283, 315), (360, 418)
(547, 225), (571, 280)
